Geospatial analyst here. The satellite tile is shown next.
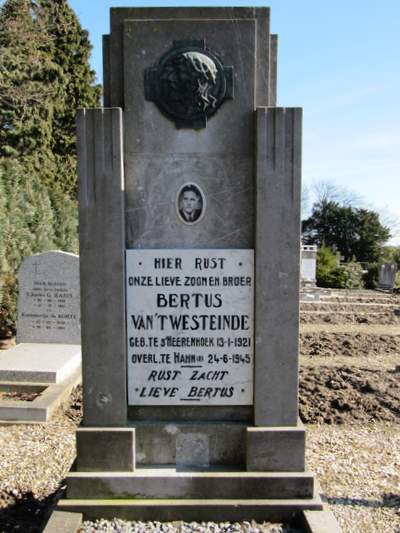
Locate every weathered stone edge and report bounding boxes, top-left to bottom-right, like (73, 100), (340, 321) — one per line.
(0, 368), (81, 422)
(302, 507), (342, 533)
(42, 510), (82, 533)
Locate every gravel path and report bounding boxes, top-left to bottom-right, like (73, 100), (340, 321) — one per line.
(0, 390), (80, 532)
(306, 424), (400, 533)
(79, 520), (301, 532)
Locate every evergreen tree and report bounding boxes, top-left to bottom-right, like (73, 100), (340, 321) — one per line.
(0, 159), (57, 332)
(0, 0), (59, 158)
(0, 0), (98, 334)
(37, 0), (101, 196)
(302, 200), (390, 263)
(0, 0), (100, 195)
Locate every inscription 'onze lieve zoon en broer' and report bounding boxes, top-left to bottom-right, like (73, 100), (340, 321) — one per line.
(126, 249), (254, 405)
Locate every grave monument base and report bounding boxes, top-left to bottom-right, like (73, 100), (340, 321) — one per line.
(58, 421), (322, 522)
(58, 495), (323, 524)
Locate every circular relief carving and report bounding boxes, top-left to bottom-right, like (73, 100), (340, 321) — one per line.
(176, 182), (206, 225)
(145, 40), (234, 129)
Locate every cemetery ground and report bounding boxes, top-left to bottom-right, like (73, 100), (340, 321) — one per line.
(0, 289), (399, 532)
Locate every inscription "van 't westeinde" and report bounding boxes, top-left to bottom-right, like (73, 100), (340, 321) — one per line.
(126, 249), (254, 406)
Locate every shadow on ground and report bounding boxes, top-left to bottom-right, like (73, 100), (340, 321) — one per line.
(326, 493), (400, 511)
(0, 487), (63, 533)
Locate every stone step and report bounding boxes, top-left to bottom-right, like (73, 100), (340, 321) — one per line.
(66, 469), (314, 500)
(58, 495), (323, 522)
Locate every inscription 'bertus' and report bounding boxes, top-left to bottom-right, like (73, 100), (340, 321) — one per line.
(145, 40), (234, 129)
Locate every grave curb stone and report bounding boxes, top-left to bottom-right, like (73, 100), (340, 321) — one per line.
(302, 507), (342, 533)
(42, 510), (82, 533)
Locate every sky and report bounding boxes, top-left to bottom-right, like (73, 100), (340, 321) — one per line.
(69, 0), (400, 244)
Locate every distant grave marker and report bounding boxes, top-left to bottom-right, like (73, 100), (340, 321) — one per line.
(378, 262), (397, 291)
(301, 245), (317, 286)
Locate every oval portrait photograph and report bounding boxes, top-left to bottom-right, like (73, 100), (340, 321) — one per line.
(176, 183), (206, 225)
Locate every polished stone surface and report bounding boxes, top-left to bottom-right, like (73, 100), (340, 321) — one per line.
(0, 343), (80, 383)
(17, 251), (80, 344)
(126, 250), (254, 406)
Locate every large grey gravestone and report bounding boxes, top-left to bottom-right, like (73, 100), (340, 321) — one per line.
(17, 251), (80, 344)
(61, 7), (322, 522)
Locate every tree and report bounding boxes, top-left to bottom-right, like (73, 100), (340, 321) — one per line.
(310, 180), (363, 208)
(0, 0), (101, 196)
(302, 200), (390, 263)
(0, 0), (58, 159)
(0, 0), (99, 334)
(37, 0), (101, 196)
(316, 246), (346, 288)
(0, 159), (57, 332)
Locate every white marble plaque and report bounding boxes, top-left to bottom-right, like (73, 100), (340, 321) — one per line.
(126, 250), (254, 405)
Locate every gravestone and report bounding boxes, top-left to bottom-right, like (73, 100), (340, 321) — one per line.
(61, 7), (322, 523)
(378, 262), (397, 291)
(0, 251), (81, 386)
(17, 251), (80, 344)
(301, 245), (317, 287)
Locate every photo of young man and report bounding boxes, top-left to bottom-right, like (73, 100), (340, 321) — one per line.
(177, 183), (205, 224)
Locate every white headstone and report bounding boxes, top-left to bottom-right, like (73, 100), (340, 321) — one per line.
(17, 251), (80, 344)
(301, 245), (317, 285)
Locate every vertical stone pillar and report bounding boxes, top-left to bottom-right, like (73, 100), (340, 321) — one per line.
(77, 108), (127, 426)
(102, 36), (111, 107)
(269, 35), (278, 106)
(254, 107), (302, 427)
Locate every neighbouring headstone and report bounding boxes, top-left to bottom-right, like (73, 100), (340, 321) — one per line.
(60, 6), (322, 523)
(301, 245), (317, 287)
(378, 262), (398, 291)
(17, 251), (80, 344)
